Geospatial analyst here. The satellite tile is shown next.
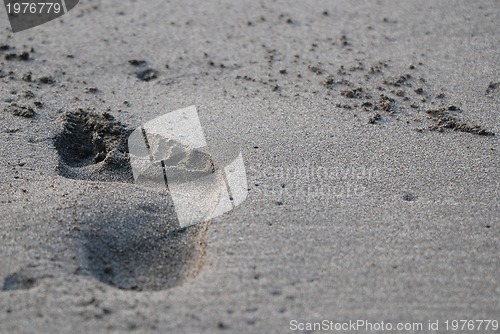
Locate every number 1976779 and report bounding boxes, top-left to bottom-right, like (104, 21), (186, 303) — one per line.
(6, 2), (62, 15)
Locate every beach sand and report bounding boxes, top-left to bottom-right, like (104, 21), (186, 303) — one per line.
(0, 1), (498, 332)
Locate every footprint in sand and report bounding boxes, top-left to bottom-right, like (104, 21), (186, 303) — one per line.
(49, 108), (206, 290)
(47, 106), (247, 291)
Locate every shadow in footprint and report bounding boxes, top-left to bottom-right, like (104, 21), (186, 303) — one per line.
(54, 109), (134, 182)
(80, 213), (209, 291)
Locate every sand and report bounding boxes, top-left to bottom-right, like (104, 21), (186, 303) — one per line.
(0, 0), (499, 333)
